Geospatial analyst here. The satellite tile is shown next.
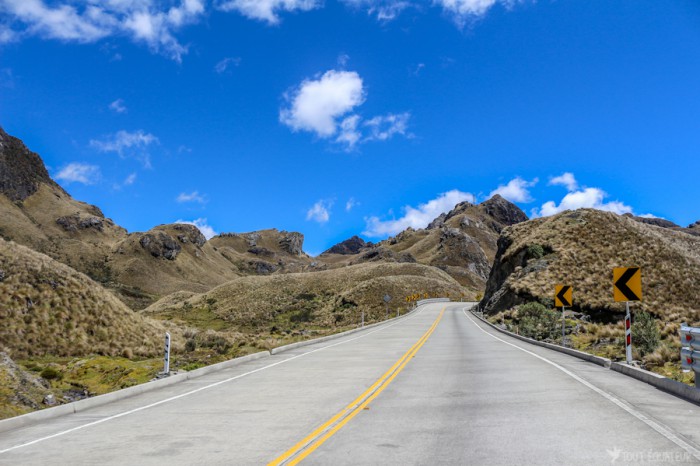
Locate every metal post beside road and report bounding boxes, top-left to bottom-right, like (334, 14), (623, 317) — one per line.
(163, 332), (171, 375)
(624, 302), (632, 364)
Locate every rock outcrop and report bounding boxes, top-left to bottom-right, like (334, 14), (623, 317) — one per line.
(0, 127), (62, 202)
(323, 236), (369, 255)
(139, 231), (182, 260)
(279, 231), (304, 256)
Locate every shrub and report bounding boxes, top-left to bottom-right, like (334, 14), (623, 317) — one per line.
(517, 302), (560, 340)
(632, 311), (660, 356)
(185, 339), (196, 352)
(40, 367), (62, 380)
(527, 244), (544, 260)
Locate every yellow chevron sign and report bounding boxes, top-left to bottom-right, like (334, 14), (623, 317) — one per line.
(613, 267), (642, 302)
(554, 285), (573, 307)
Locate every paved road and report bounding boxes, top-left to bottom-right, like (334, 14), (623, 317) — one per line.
(2, 303), (700, 465)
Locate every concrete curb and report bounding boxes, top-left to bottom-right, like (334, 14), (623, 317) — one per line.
(471, 311), (700, 405)
(0, 301), (447, 432)
(471, 311), (611, 368)
(0, 350), (270, 433)
(610, 363), (700, 404)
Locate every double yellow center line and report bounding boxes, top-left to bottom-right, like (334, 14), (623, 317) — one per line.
(268, 308), (446, 466)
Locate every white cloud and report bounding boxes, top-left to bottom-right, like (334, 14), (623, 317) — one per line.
(217, 0), (319, 24)
(436, 0), (518, 25)
(336, 114), (362, 149)
(90, 129), (159, 167)
(281, 70), (365, 138)
(489, 177), (538, 203)
(346, 197), (358, 212)
(0, 0), (206, 61)
(214, 56), (241, 74)
(306, 199), (332, 224)
(55, 162), (101, 185)
(109, 98), (127, 113)
(337, 53), (350, 67)
(176, 190), (207, 204)
(538, 187), (633, 217)
(364, 189), (475, 237)
(364, 112), (411, 141)
(549, 172), (578, 192)
(280, 69), (411, 150)
(342, 0), (413, 21)
(123, 172), (137, 185)
(175, 217), (217, 239)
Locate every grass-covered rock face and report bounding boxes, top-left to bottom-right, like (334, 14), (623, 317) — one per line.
(482, 209), (700, 320)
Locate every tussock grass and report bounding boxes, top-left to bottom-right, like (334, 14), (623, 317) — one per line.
(495, 209), (700, 323)
(0, 238), (168, 359)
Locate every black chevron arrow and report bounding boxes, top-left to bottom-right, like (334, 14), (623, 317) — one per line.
(556, 286), (572, 307)
(615, 267), (640, 301)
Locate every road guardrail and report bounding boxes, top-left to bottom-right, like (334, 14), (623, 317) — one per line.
(680, 325), (700, 388)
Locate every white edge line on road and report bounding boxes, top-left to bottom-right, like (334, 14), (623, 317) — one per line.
(462, 309), (700, 461)
(0, 306), (431, 455)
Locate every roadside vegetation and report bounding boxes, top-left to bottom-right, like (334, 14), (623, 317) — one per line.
(489, 302), (695, 386)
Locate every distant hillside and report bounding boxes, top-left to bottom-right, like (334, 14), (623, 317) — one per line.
(0, 238), (166, 359)
(209, 229), (316, 275)
(321, 195), (528, 293)
(145, 262), (465, 337)
(480, 209), (700, 324)
(0, 127), (316, 309)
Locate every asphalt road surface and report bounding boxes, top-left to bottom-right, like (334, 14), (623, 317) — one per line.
(2, 302), (700, 465)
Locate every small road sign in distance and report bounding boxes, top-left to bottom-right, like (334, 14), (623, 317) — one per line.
(613, 267), (642, 302)
(555, 285), (573, 307)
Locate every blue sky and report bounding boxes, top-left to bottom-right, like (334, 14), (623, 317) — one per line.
(1, 0), (699, 255)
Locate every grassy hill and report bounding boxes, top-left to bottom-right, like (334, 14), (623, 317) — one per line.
(144, 262), (466, 345)
(0, 238), (167, 359)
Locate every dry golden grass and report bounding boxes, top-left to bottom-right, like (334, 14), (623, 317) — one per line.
(0, 238), (169, 359)
(144, 262), (468, 336)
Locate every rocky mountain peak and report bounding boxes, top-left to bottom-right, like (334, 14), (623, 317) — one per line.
(323, 236), (369, 255)
(0, 127), (61, 201)
(479, 194), (528, 227)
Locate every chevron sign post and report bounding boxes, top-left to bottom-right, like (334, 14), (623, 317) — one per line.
(555, 285), (573, 347)
(614, 267), (642, 364)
